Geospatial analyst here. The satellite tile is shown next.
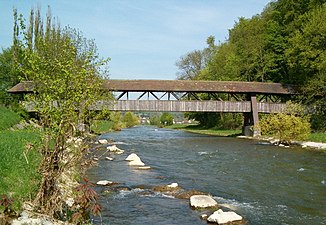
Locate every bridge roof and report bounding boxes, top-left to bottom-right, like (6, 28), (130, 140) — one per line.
(8, 80), (296, 95)
(103, 80), (295, 94)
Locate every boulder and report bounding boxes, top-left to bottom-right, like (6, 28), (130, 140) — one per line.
(125, 153), (140, 161)
(190, 195), (218, 208)
(107, 145), (124, 154)
(167, 182), (178, 188)
(128, 158), (145, 166)
(98, 139), (108, 144)
(152, 183), (182, 193)
(107, 145), (120, 151)
(96, 180), (113, 186)
(207, 209), (243, 224)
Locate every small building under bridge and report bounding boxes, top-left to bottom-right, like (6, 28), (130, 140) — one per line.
(8, 80), (296, 136)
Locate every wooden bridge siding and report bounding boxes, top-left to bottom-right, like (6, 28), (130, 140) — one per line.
(93, 100), (286, 113)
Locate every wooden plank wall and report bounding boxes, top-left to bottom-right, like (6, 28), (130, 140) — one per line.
(93, 100), (287, 113)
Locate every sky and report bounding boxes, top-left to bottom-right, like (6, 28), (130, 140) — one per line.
(0, 0), (272, 80)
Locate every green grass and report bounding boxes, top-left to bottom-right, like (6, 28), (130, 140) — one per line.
(167, 124), (242, 137)
(308, 132), (326, 143)
(0, 106), (22, 131)
(0, 107), (41, 211)
(90, 120), (115, 134)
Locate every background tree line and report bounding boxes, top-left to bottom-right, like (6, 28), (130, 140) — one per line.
(176, 0), (326, 131)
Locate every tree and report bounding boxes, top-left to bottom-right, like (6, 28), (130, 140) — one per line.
(176, 36), (216, 80)
(122, 112), (139, 128)
(160, 112), (174, 126)
(13, 7), (109, 217)
(0, 47), (21, 106)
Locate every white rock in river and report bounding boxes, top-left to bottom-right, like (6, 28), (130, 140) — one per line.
(107, 145), (124, 154)
(190, 195), (218, 208)
(167, 182), (178, 188)
(107, 145), (120, 151)
(98, 139), (108, 144)
(105, 156), (114, 161)
(128, 158), (145, 166)
(207, 209), (243, 224)
(96, 180), (113, 186)
(125, 153), (140, 161)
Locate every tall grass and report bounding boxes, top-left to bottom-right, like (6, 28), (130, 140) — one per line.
(0, 107), (41, 210)
(0, 106), (22, 131)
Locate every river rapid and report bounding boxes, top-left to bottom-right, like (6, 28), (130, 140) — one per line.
(86, 126), (326, 225)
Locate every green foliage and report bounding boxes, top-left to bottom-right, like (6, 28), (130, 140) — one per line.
(149, 115), (161, 127)
(176, 1), (326, 130)
(109, 112), (125, 131)
(160, 112), (174, 126)
(122, 112), (139, 128)
(12, 7), (110, 215)
(0, 47), (22, 106)
(184, 112), (242, 129)
(259, 103), (311, 144)
(0, 106), (22, 130)
(90, 120), (114, 134)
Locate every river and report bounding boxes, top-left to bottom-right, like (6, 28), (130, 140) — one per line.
(86, 126), (326, 225)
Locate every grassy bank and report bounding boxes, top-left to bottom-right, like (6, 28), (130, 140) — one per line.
(0, 107), (41, 211)
(308, 132), (326, 143)
(168, 123), (326, 143)
(167, 124), (242, 137)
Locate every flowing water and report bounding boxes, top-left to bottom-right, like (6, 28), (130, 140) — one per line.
(86, 126), (326, 225)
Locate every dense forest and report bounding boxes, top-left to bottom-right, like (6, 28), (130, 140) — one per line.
(176, 0), (326, 131)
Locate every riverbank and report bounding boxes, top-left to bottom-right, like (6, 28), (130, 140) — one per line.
(0, 107), (99, 224)
(167, 124), (326, 150)
(167, 124), (242, 137)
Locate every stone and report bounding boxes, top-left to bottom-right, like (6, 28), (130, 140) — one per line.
(107, 145), (124, 154)
(125, 153), (140, 161)
(105, 157), (114, 161)
(98, 139), (108, 144)
(207, 209), (243, 224)
(200, 214), (208, 220)
(128, 158), (145, 166)
(190, 195), (218, 208)
(107, 145), (120, 151)
(167, 182), (178, 188)
(97, 180), (113, 186)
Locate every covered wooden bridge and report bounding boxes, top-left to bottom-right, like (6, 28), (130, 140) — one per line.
(8, 80), (296, 135)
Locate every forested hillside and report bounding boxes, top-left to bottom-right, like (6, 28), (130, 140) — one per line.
(176, 0), (326, 130)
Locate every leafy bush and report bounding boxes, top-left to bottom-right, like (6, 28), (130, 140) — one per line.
(122, 112), (139, 128)
(259, 102), (311, 144)
(160, 112), (174, 126)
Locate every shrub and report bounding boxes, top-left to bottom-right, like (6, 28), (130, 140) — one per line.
(122, 112), (139, 128)
(259, 102), (311, 144)
(160, 112), (174, 126)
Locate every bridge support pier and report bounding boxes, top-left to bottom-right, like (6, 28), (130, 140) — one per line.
(242, 94), (260, 137)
